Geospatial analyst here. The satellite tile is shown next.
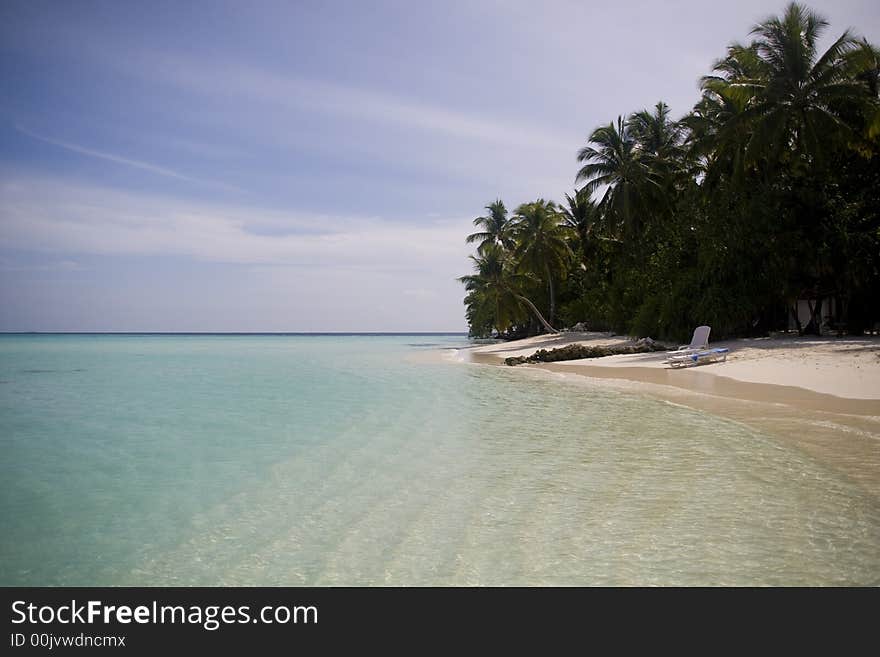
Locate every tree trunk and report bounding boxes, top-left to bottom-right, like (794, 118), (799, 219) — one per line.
(516, 295), (558, 334)
(790, 303), (803, 335)
(544, 262), (555, 326)
(803, 298), (823, 336)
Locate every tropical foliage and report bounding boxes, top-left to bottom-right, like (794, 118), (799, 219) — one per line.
(461, 3), (880, 341)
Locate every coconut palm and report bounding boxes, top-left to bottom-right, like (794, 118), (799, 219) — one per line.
(841, 39), (880, 154)
(507, 200), (572, 326)
(465, 200), (511, 255)
(558, 190), (602, 267)
(628, 101), (686, 163)
(459, 245), (556, 335)
(576, 117), (662, 237)
(628, 101), (689, 211)
(686, 44), (768, 184)
(713, 3), (878, 169)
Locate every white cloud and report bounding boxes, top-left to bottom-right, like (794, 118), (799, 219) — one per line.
(0, 257), (84, 272)
(102, 51), (583, 197)
(0, 174), (473, 271)
(15, 125), (241, 191)
(0, 175), (474, 330)
(141, 53), (577, 154)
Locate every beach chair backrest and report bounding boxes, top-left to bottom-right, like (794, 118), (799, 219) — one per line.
(689, 325), (710, 349)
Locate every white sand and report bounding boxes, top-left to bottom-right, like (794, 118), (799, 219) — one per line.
(470, 332), (880, 401)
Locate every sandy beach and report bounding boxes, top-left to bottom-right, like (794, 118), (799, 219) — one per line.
(470, 332), (880, 400)
(465, 332), (880, 496)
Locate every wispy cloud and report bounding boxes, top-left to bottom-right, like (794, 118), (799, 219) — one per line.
(14, 125), (242, 192)
(0, 174), (472, 331)
(0, 174), (472, 271)
(110, 53), (581, 197)
(139, 54), (578, 154)
(0, 257), (84, 273)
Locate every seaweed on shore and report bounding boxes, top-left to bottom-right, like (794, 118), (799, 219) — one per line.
(504, 341), (666, 366)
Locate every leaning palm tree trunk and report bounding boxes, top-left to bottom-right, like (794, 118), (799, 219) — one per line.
(515, 294), (558, 334)
(544, 262), (555, 325)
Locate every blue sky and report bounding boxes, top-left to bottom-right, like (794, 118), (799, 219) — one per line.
(1, 0), (877, 331)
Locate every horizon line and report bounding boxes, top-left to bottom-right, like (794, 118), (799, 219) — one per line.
(0, 331), (469, 336)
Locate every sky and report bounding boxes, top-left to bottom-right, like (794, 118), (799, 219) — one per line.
(1, 0), (878, 331)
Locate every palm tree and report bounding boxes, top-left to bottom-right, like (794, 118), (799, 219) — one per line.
(507, 200), (572, 326)
(628, 101), (686, 164)
(576, 117), (661, 237)
(628, 101), (689, 212)
(459, 245), (557, 335)
(687, 52), (759, 184)
(558, 190), (602, 268)
(854, 41), (880, 131)
(465, 200), (511, 255)
(707, 3), (878, 170)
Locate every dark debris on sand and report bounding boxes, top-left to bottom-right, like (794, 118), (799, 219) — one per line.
(504, 341), (667, 366)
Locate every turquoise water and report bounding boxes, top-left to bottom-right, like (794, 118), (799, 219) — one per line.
(1, 334), (878, 586)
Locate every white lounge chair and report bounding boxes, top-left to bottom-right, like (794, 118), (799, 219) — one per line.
(665, 326), (710, 361)
(668, 347), (729, 368)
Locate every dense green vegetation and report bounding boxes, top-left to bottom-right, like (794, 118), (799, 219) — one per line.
(460, 3), (880, 341)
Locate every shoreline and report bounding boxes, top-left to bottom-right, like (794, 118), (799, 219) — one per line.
(467, 332), (880, 404)
(461, 332), (880, 498)
(469, 355), (880, 415)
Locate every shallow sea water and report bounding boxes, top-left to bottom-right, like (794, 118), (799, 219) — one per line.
(1, 334), (877, 585)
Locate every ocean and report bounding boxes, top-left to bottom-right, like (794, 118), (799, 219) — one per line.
(1, 334), (877, 585)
